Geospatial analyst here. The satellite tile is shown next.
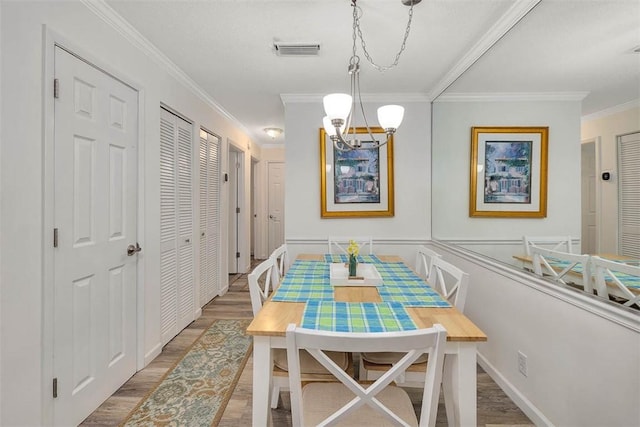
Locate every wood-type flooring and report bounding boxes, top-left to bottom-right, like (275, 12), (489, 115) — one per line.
(82, 261), (534, 426)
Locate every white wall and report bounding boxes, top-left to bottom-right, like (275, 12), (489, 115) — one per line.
(432, 97), (583, 265)
(434, 242), (640, 427)
(581, 103), (640, 254)
(283, 97), (431, 263)
(0, 2), (254, 425)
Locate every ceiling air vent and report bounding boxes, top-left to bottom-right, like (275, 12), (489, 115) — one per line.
(273, 42), (320, 56)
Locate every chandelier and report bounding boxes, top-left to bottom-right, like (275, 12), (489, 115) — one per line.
(323, 0), (421, 151)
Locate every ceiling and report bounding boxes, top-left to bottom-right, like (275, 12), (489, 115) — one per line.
(105, 0), (640, 146)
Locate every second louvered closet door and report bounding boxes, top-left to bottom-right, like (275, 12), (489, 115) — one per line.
(199, 129), (222, 306)
(160, 107), (195, 346)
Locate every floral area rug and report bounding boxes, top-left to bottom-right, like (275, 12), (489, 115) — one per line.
(121, 319), (252, 426)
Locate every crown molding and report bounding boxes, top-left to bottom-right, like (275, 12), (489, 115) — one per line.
(428, 0), (541, 100)
(435, 92), (588, 103)
(80, 0), (253, 139)
(281, 93), (430, 104)
(581, 99), (640, 122)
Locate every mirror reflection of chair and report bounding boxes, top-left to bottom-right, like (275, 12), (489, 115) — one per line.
(269, 243), (289, 290)
(328, 236), (373, 255)
(530, 246), (592, 292)
(414, 245), (442, 281)
(591, 256), (640, 308)
(248, 257), (351, 409)
(523, 235), (573, 256)
(286, 323), (447, 427)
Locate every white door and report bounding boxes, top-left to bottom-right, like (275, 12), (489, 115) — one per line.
(268, 162), (285, 254)
(228, 148), (240, 273)
(581, 141), (597, 253)
(160, 108), (195, 345)
(53, 46), (138, 426)
(199, 129), (221, 306)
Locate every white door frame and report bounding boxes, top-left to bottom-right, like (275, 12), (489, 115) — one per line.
(42, 27), (145, 424)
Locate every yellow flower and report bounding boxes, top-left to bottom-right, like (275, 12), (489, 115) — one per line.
(347, 240), (360, 257)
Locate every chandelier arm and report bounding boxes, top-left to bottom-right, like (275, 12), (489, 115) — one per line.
(353, 1), (415, 72)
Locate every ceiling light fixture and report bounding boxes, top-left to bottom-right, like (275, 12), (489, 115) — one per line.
(263, 127), (284, 139)
(323, 0), (420, 151)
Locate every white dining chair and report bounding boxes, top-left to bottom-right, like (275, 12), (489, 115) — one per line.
(359, 257), (469, 425)
(523, 235), (573, 256)
(328, 236), (373, 255)
(286, 323), (447, 427)
(269, 243), (289, 290)
(530, 246), (591, 292)
(591, 256), (640, 308)
(414, 245), (442, 281)
(248, 257), (351, 409)
(428, 256), (470, 312)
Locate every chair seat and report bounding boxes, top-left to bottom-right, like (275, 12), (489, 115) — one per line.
(301, 382), (418, 426)
(361, 352), (428, 365)
(273, 348), (351, 374)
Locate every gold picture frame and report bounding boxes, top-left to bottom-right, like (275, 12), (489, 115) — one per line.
(470, 126), (548, 218)
(320, 127), (395, 218)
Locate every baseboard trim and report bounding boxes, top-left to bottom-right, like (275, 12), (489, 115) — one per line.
(144, 342), (163, 366)
(478, 352), (554, 427)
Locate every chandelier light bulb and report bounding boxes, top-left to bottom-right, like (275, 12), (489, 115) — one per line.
(377, 105), (405, 130)
(323, 93), (352, 120)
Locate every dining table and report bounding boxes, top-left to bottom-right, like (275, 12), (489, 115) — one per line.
(245, 253), (487, 427)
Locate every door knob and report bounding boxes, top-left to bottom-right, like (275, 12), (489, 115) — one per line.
(269, 215), (275, 219)
(127, 243), (142, 256)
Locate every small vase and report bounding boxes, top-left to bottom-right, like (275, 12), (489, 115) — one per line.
(348, 254), (358, 277)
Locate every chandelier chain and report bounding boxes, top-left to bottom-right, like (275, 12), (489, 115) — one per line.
(352, 1), (414, 72)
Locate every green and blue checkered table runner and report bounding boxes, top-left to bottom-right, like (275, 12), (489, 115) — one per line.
(270, 257), (450, 331)
(301, 301), (417, 332)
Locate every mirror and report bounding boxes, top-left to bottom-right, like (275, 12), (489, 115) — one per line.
(430, 1), (639, 312)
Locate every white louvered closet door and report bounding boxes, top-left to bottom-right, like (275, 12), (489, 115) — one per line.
(199, 129), (222, 306)
(160, 108), (195, 345)
(618, 132), (640, 258)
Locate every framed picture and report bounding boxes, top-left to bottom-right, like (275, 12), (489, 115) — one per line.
(470, 126), (548, 218)
(320, 127), (394, 218)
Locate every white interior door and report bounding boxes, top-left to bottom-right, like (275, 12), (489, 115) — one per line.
(160, 108), (195, 345)
(53, 46), (138, 426)
(581, 141), (597, 253)
(268, 162), (285, 254)
(228, 149), (239, 273)
(199, 129), (221, 306)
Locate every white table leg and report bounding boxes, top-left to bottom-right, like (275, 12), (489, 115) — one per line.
(443, 343), (477, 427)
(252, 336), (273, 427)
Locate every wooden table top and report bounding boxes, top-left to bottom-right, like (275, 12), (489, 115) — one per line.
(246, 254), (487, 342)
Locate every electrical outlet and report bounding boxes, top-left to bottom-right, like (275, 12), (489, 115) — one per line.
(518, 351), (528, 377)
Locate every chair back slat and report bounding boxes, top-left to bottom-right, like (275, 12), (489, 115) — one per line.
(328, 236), (373, 255)
(415, 245), (442, 281)
(269, 243), (289, 290)
(530, 246), (591, 292)
(247, 257), (276, 316)
(591, 256), (640, 308)
(523, 235), (573, 256)
(427, 257), (470, 311)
